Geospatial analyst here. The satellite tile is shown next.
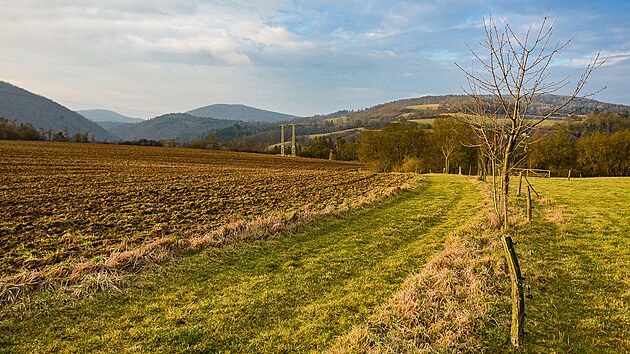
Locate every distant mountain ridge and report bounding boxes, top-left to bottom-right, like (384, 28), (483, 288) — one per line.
(78, 109), (144, 124)
(187, 104), (298, 123)
(105, 113), (239, 142)
(0, 81), (117, 141)
(3, 80), (627, 145)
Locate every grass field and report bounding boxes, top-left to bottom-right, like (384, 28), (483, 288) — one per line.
(408, 118), (437, 125)
(405, 104), (441, 110)
(434, 113), (562, 127)
(306, 128), (366, 139)
(323, 116), (349, 125)
(0, 141), (415, 302)
(514, 177), (629, 352)
(0, 175), (482, 352)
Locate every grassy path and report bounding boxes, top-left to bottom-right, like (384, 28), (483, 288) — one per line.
(1, 175), (481, 353)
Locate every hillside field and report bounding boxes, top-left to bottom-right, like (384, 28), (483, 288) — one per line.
(1, 175), (486, 352)
(0, 141), (414, 298)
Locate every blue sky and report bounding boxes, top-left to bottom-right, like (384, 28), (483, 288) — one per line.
(0, 0), (628, 118)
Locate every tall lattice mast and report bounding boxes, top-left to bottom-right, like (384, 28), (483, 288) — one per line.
(279, 124), (286, 156)
(291, 124), (296, 157)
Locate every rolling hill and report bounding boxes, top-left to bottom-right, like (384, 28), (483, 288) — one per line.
(0, 81), (118, 141)
(106, 113), (239, 142)
(77, 109), (144, 124)
(187, 104), (298, 123)
(298, 94), (630, 130)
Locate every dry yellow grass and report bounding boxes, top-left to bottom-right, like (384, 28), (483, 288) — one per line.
(328, 178), (510, 353)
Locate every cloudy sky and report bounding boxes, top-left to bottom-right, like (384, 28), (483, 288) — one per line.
(0, 0), (628, 118)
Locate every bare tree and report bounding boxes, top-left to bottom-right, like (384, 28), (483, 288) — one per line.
(431, 117), (469, 174)
(456, 16), (603, 347)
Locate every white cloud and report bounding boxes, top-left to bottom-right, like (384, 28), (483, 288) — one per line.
(233, 21), (313, 49)
(0, 0), (628, 116)
(567, 51), (630, 68)
(0, 1), (304, 66)
(221, 52), (252, 65)
(367, 50), (400, 60)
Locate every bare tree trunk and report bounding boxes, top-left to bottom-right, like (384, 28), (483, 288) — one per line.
(517, 172), (523, 197)
(491, 160), (499, 218)
(503, 194), (509, 229)
(526, 186), (532, 224)
(478, 154), (486, 181)
(502, 139), (515, 229)
(502, 236), (525, 347)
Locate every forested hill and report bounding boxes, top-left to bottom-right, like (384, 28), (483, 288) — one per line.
(185, 94), (629, 152)
(105, 113), (239, 142)
(0, 81), (118, 141)
(77, 109), (144, 124)
(187, 104), (298, 123)
(297, 94), (630, 130)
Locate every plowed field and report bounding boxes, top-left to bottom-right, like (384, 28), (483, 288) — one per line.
(0, 141), (414, 281)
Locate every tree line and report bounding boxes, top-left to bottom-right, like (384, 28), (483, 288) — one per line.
(0, 117), (44, 140)
(356, 112), (629, 177)
(357, 119), (478, 174)
(3, 113), (628, 177)
(527, 113), (630, 176)
(0, 117), (97, 143)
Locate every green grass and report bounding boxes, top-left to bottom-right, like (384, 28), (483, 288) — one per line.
(407, 118), (437, 125)
(433, 113), (560, 127)
(513, 177), (629, 352)
(0, 175), (481, 353)
(306, 127), (366, 139)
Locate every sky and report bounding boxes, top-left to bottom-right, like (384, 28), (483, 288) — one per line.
(0, 0), (628, 119)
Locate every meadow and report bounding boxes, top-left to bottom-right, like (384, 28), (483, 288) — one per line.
(514, 177), (629, 352)
(327, 176), (630, 353)
(406, 113), (563, 128)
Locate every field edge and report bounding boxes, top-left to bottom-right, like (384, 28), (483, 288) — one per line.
(0, 173), (420, 321)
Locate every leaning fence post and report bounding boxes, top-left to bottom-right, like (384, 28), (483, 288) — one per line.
(502, 235), (525, 347)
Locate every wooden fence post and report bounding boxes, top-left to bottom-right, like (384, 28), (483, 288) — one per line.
(517, 172), (523, 197)
(502, 235), (525, 347)
(567, 169), (571, 181)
